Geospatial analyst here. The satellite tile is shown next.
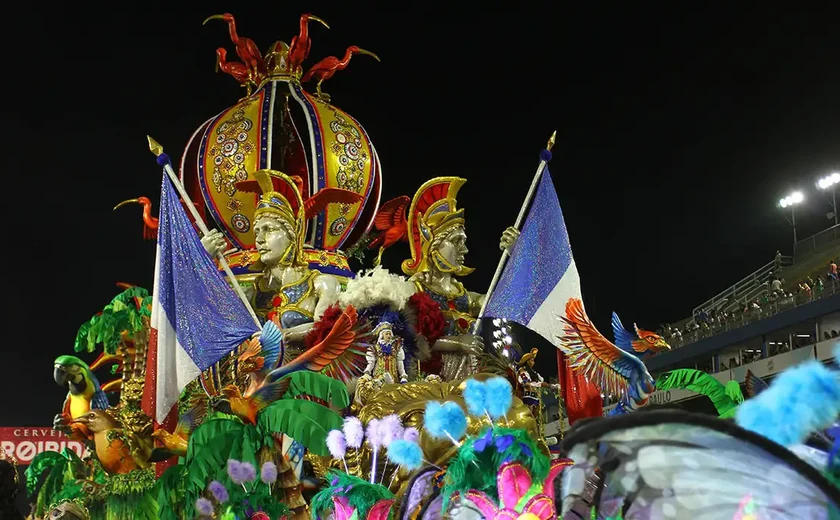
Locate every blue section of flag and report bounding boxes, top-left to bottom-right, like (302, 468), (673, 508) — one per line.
(156, 174), (259, 371)
(484, 168), (574, 324)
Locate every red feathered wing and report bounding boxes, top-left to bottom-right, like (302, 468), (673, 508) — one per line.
(266, 305), (368, 384)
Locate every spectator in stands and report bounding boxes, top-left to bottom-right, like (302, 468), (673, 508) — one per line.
(770, 277), (782, 293)
(832, 330), (839, 338)
(830, 260), (838, 280)
(798, 280), (811, 301)
(815, 276), (825, 295)
(775, 250), (782, 269)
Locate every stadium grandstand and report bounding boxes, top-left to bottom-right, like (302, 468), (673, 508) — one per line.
(544, 223), (840, 435)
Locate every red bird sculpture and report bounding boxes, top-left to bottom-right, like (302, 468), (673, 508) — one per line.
(214, 48), (254, 94)
(204, 13), (265, 84)
(288, 14), (329, 74)
(302, 46), (380, 99)
(114, 197), (158, 240)
(368, 196), (411, 266)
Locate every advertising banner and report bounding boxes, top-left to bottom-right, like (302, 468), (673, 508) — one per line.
(0, 427), (88, 465)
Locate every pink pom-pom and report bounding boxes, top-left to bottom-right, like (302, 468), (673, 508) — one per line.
(403, 427), (420, 443)
(366, 418), (384, 449)
(380, 414), (405, 448)
(343, 416), (364, 449)
(326, 429), (347, 460)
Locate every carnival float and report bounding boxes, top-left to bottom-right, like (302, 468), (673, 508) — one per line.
(20, 10), (840, 520)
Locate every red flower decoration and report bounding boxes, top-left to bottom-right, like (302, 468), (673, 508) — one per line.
(408, 292), (446, 344)
(250, 512), (270, 520)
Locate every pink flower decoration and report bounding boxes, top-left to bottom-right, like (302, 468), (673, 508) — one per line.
(331, 497), (395, 520)
(250, 513), (270, 520)
(458, 459), (572, 520)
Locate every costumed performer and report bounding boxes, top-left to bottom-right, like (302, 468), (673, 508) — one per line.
(397, 177), (518, 381)
(201, 169), (355, 348)
(362, 314), (408, 385)
(516, 348), (560, 433)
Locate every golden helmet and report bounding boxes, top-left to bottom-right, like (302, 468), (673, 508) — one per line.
(401, 177), (474, 277)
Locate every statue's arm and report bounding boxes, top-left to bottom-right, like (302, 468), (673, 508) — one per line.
(313, 273), (341, 319)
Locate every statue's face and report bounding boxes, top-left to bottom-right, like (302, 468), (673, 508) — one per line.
(437, 226), (468, 269)
(378, 328), (394, 344)
(254, 216), (294, 266)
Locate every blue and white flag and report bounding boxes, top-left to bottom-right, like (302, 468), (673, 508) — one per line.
(484, 168), (581, 347)
(142, 174), (259, 425)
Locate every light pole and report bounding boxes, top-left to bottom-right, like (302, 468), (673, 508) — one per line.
(817, 172), (840, 226)
(779, 191), (804, 252)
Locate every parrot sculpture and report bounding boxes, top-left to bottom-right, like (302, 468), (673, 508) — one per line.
(71, 410), (151, 474)
(53, 355), (110, 438)
(367, 196), (410, 266)
(610, 312), (671, 358)
(238, 319), (285, 398)
(560, 298), (656, 409)
(240, 305), (366, 397)
(149, 402), (206, 461)
(219, 380), (290, 425)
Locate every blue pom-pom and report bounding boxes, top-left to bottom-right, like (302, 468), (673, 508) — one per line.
(386, 439), (423, 470)
(156, 153), (172, 167)
(485, 377), (513, 420)
(539, 149), (553, 163)
(834, 343), (840, 366)
(463, 379), (488, 417)
(736, 360), (840, 447)
(424, 401), (467, 440)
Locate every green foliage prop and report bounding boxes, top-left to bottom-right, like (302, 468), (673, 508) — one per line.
(655, 369), (744, 418)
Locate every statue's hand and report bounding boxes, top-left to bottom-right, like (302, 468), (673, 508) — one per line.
(499, 226), (520, 251)
(200, 229), (228, 257)
(457, 334), (484, 355)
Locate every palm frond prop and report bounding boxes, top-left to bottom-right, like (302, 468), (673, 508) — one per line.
(74, 285), (152, 355)
(655, 369), (744, 418)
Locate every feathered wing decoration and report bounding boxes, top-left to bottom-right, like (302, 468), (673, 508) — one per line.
(560, 410), (840, 519)
(302, 305), (371, 383)
(304, 188), (364, 220)
(265, 305), (366, 384)
(610, 312), (637, 352)
(744, 369), (770, 398)
(559, 298), (652, 401)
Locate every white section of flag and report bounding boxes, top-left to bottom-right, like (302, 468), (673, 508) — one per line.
(526, 258), (582, 348)
(150, 243), (200, 424)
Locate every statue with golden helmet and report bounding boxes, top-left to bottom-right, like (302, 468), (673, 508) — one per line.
(372, 177), (520, 382)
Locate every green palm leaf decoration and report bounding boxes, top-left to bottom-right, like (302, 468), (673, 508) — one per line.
(74, 286), (151, 354)
(655, 369), (743, 418)
(257, 399), (344, 456)
(281, 371), (350, 409)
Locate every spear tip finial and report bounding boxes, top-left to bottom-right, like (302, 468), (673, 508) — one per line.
(547, 130), (557, 151)
(147, 136), (163, 157)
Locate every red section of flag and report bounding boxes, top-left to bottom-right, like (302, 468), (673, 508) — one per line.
(153, 406), (179, 478)
(558, 349), (603, 425)
(141, 327), (159, 419)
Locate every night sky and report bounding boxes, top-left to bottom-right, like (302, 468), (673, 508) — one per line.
(5, 3), (838, 425)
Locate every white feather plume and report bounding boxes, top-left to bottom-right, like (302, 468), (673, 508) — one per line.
(338, 265), (417, 310)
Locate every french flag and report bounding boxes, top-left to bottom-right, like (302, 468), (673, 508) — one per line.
(484, 168), (602, 422)
(141, 173), (259, 429)
(484, 167), (581, 340)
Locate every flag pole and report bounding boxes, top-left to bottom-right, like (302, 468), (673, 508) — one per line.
(473, 131), (556, 331)
(147, 136), (263, 330)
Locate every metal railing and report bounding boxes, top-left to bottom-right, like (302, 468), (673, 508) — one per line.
(663, 278), (839, 349)
(794, 224), (840, 258)
(691, 255), (794, 320)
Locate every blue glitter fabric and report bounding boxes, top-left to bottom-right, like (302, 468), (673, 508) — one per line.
(484, 167), (578, 327)
(156, 174), (259, 371)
